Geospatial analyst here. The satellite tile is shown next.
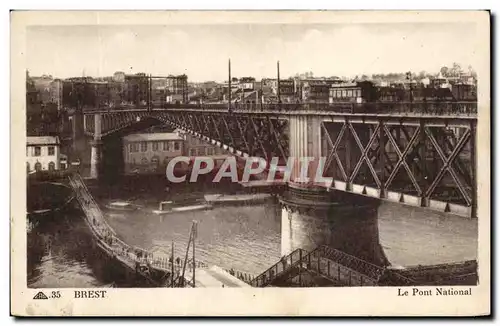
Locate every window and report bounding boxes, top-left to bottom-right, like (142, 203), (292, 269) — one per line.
(357, 89), (362, 97)
(189, 148), (196, 156)
(207, 147), (214, 156)
(140, 142), (148, 152)
(152, 142), (159, 152)
(341, 90), (347, 98)
(48, 146), (55, 156)
(197, 148), (205, 156)
(48, 162), (56, 171)
(33, 146), (41, 157)
(130, 143), (139, 153)
(163, 141), (169, 151)
(174, 142), (180, 151)
(34, 162), (42, 171)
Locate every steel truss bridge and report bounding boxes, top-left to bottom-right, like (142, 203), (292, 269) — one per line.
(79, 102), (478, 218)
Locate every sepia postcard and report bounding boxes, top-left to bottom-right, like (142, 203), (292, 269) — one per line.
(10, 10), (490, 316)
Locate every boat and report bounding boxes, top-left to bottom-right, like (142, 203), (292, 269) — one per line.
(172, 204), (212, 212)
(203, 193), (272, 205)
(152, 200), (212, 215)
(105, 201), (138, 211)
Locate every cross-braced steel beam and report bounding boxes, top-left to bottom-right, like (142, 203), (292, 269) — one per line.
(81, 109), (477, 218)
(321, 117), (477, 218)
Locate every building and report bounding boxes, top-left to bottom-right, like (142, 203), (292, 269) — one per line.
(166, 75), (188, 103)
(420, 77), (431, 87)
(91, 81), (111, 109)
(301, 78), (344, 103)
(26, 73), (41, 113)
(107, 81), (127, 107)
(62, 79), (95, 109)
(377, 86), (405, 102)
(177, 130), (227, 157)
(122, 130), (232, 175)
(49, 79), (63, 110)
(31, 75), (53, 91)
(278, 79), (296, 97)
(304, 82), (330, 103)
(122, 133), (185, 174)
(431, 73), (448, 89)
(175, 130), (231, 169)
(151, 86), (167, 106)
(26, 136), (61, 173)
(452, 83), (477, 101)
(113, 71), (126, 83)
(238, 77), (255, 91)
(125, 73), (150, 106)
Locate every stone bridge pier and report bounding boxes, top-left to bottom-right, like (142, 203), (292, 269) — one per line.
(279, 115), (387, 266)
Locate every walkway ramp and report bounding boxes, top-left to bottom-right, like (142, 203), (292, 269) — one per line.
(184, 266), (251, 288)
(250, 245), (414, 287)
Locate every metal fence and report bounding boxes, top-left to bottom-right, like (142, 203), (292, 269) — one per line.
(249, 248), (307, 287)
(305, 248), (378, 286)
(318, 246), (385, 281)
(250, 245), (389, 287)
(78, 100), (477, 117)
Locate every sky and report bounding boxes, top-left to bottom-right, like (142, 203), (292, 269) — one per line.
(26, 23), (481, 82)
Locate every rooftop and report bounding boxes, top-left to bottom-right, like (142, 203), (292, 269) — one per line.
(123, 133), (184, 142)
(26, 136), (60, 146)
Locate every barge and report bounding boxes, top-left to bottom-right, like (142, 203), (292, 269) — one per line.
(204, 193), (273, 205)
(152, 200), (212, 215)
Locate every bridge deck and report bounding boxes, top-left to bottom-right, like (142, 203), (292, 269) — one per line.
(184, 266), (251, 288)
(83, 107), (478, 120)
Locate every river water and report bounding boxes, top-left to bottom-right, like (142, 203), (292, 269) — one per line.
(27, 176), (478, 288)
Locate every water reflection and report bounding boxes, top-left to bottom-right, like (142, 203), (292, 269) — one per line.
(27, 176), (478, 288)
(28, 213), (107, 288)
(28, 179), (283, 287)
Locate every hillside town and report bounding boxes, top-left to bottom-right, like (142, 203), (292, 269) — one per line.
(26, 63), (477, 137)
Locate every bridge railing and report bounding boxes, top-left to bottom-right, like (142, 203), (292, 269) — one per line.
(249, 245), (400, 287)
(249, 248), (307, 287)
(304, 249), (378, 286)
(222, 101), (478, 116)
(315, 246), (385, 281)
(81, 101), (477, 117)
(68, 173), (210, 284)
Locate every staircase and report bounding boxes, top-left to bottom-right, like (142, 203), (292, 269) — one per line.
(249, 249), (307, 287)
(250, 245), (415, 287)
